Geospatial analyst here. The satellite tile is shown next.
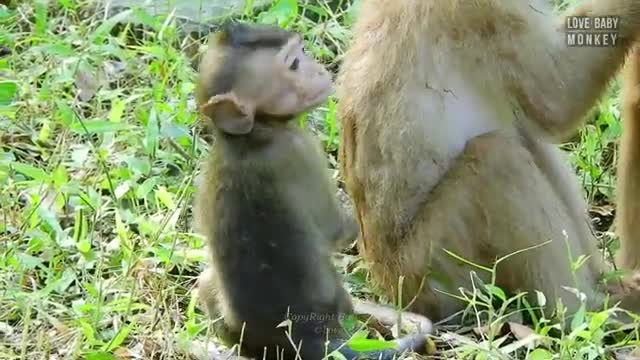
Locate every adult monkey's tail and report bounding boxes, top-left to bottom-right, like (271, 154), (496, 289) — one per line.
(616, 45), (640, 271)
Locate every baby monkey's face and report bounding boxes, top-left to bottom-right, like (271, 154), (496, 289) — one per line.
(255, 34), (333, 117)
(197, 25), (333, 135)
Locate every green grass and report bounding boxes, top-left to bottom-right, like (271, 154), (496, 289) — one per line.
(0, 0), (638, 359)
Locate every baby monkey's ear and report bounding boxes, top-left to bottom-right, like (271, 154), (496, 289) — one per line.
(200, 93), (255, 135)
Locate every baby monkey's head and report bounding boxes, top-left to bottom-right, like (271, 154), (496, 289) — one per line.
(195, 22), (333, 135)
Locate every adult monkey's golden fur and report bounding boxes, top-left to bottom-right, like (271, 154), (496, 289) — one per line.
(618, 46), (640, 271)
(337, 0), (640, 321)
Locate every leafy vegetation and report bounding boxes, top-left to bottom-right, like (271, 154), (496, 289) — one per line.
(0, 0), (638, 359)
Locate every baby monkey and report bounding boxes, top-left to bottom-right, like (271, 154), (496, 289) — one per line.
(193, 23), (432, 360)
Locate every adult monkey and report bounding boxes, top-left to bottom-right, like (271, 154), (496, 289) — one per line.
(336, 0), (640, 322)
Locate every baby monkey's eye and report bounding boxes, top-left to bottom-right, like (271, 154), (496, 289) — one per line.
(289, 58), (299, 71)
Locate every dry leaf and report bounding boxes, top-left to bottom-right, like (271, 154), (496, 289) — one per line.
(103, 60), (126, 78)
(74, 64), (106, 102)
(47, 315), (70, 335)
(616, 346), (640, 360)
(589, 204), (615, 216)
(473, 322), (506, 338)
(189, 340), (248, 360)
(114, 347), (135, 359)
(0, 322), (14, 336)
(473, 324), (490, 337)
(507, 322), (549, 350)
(141, 339), (162, 356)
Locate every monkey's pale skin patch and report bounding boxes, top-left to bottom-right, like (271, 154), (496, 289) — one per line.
(337, 0), (640, 321)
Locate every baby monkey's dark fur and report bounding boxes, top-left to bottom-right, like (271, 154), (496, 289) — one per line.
(194, 23), (430, 360)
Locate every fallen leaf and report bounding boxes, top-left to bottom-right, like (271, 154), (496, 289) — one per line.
(508, 322), (550, 350)
(103, 60), (126, 78)
(0, 322), (14, 336)
(473, 322), (506, 339)
(589, 204), (615, 216)
(616, 346), (640, 360)
(141, 339), (162, 356)
(74, 63), (105, 102)
(113, 347), (134, 359)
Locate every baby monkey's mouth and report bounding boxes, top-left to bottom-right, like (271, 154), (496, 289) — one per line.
(307, 85), (334, 106)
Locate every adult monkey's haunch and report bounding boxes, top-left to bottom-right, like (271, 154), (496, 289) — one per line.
(337, 0), (640, 322)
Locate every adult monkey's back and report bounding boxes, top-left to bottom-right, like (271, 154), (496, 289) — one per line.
(336, 0), (640, 321)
